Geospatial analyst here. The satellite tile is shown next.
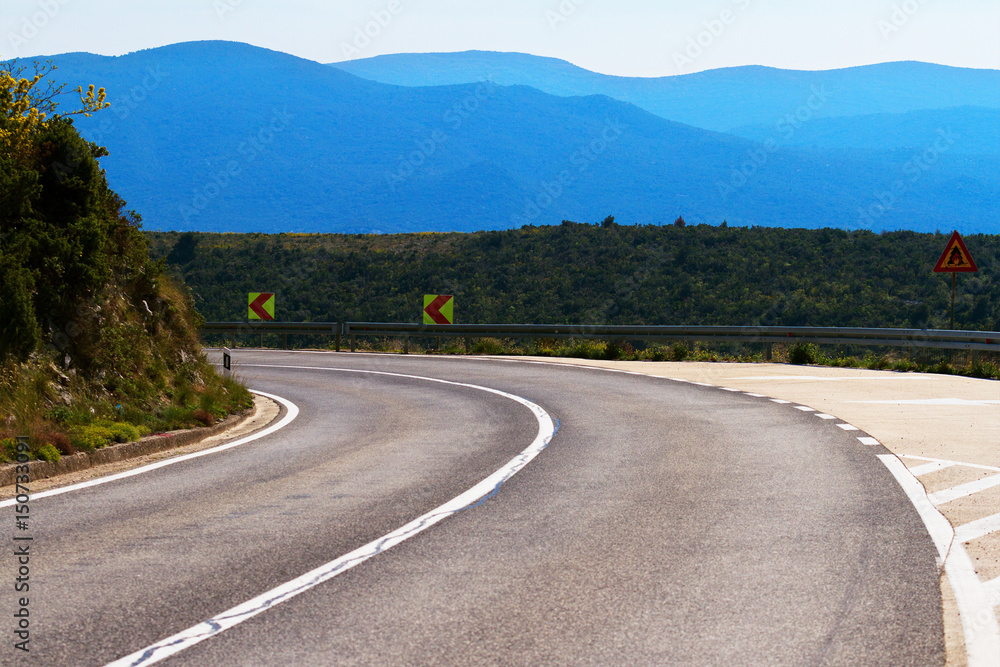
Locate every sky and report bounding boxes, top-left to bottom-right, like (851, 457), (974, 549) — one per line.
(2, 0), (999, 76)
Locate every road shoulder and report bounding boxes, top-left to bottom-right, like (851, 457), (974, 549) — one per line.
(0, 393), (279, 500)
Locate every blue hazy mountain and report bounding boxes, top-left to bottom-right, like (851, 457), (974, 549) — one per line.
(332, 51), (1000, 133)
(729, 107), (1000, 155)
(24, 41), (999, 233)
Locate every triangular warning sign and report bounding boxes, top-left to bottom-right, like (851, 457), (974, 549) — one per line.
(933, 231), (978, 273)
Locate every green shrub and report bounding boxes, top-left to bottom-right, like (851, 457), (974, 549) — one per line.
(558, 340), (607, 360)
(789, 342), (820, 365)
(96, 420), (141, 443)
(0, 438), (18, 464)
(969, 361), (999, 380)
(470, 338), (507, 355)
(671, 343), (690, 361)
(33, 443), (61, 462)
(70, 425), (115, 451)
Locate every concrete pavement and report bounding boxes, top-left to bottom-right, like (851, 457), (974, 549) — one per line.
(503, 357), (999, 666)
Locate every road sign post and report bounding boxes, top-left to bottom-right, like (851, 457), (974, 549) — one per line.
(933, 231), (978, 331)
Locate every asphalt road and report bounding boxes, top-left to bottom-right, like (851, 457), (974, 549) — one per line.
(2, 352), (944, 665)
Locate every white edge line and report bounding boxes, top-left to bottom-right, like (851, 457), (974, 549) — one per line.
(104, 368), (556, 667)
(877, 454), (1000, 666)
(0, 391), (298, 508)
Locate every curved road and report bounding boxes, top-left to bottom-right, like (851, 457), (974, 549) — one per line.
(2, 352), (943, 665)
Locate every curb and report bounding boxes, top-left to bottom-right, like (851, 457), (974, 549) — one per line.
(0, 407), (255, 488)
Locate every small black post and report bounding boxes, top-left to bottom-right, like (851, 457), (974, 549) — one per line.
(335, 323), (342, 352)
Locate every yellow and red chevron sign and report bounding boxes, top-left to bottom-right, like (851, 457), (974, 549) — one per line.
(423, 295), (454, 324)
(248, 292), (275, 320)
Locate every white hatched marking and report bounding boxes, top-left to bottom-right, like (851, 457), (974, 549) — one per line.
(902, 455), (1000, 474)
(909, 461), (957, 477)
(857, 437), (880, 446)
(878, 454), (1000, 666)
(956, 513), (1000, 543)
(930, 474), (1000, 506)
(836, 424), (859, 431)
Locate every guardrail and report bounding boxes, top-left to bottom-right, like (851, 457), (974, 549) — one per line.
(200, 322), (1000, 355)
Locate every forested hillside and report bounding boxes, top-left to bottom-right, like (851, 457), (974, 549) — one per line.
(0, 63), (250, 463)
(148, 222), (999, 332)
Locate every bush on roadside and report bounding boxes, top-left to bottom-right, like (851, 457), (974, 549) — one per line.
(789, 342), (820, 365)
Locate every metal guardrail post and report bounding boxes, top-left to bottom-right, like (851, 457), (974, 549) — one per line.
(335, 323), (342, 352)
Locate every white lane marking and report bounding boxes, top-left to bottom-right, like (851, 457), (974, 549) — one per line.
(929, 474), (1000, 506)
(721, 387), (741, 392)
(878, 454), (1000, 667)
(0, 391), (298, 508)
(908, 461), (957, 477)
(794, 406), (816, 412)
(902, 455), (1000, 474)
(770, 399), (792, 404)
(851, 399), (1000, 407)
(105, 367), (556, 667)
(690, 381), (714, 387)
(857, 437), (881, 446)
(744, 393), (767, 398)
(956, 512), (1000, 543)
(837, 424), (860, 431)
(815, 414), (837, 420)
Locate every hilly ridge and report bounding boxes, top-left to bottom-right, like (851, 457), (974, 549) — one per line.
(332, 51), (1000, 132)
(23, 41), (1000, 234)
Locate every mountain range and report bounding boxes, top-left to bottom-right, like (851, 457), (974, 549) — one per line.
(19, 41), (999, 234)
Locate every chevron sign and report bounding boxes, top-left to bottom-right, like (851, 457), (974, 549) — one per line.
(248, 292), (275, 320)
(423, 295), (454, 324)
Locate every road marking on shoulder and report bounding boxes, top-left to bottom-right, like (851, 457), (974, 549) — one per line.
(908, 461), (956, 477)
(857, 437), (881, 446)
(903, 455), (1000, 474)
(878, 454), (1000, 666)
(955, 512), (1000, 544)
(836, 424), (860, 431)
(929, 474), (1000, 506)
(851, 398), (1000, 407)
(0, 391), (298, 508)
(104, 366), (557, 667)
